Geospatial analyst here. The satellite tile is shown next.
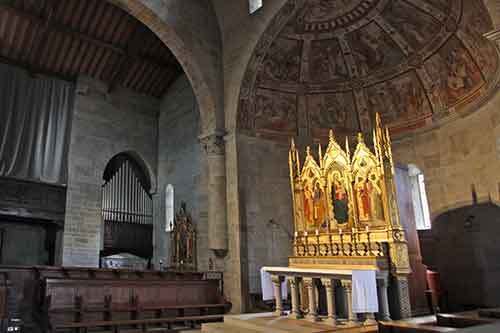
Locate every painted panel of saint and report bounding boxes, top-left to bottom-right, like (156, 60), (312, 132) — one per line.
(331, 178), (348, 224)
(303, 182), (327, 228)
(367, 176), (384, 221)
(355, 179), (370, 222)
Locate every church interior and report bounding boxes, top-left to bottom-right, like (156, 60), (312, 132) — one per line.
(1, 0), (500, 332)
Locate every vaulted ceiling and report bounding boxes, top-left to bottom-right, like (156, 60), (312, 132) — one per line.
(0, 0), (183, 98)
(238, 0), (500, 140)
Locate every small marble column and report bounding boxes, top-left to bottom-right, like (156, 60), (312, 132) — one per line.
(341, 280), (357, 324)
(287, 276), (303, 319)
(303, 277), (319, 322)
(321, 278), (337, 326)
(377, 278), (391, 321)
(271, 275), (285, 316)
(365, 313), (377, 325)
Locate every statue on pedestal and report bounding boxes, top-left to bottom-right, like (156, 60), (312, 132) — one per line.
(170, 202), (197, 271)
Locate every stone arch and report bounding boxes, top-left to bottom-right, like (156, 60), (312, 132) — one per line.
(110, 0), (223, 136)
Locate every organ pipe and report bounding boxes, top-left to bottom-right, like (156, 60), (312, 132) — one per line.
(101, 160), (153, 225)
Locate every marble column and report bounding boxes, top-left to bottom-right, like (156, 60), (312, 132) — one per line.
(288, 276), (303, 319)
(341, 280), (357, 324)
(200, 133), (228, 256)
(377, 278), (391, 321)
(321, 278), (337, 326)
(272, 275), (285, 316)
(365, 313), (377, 325)
(303, 277), (319, 322)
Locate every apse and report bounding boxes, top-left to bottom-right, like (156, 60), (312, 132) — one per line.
(238, 0), (499, 141)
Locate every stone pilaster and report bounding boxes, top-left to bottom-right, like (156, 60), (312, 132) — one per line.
(200, 133), (228, 256)
(394, 275), (412, 319)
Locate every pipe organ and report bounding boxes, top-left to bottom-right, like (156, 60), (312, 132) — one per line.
(101, 157), (153, 261)
(101, 159), (153, 225)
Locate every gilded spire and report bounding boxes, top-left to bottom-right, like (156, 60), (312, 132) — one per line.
(318, 143), (323, 168)
(291, 137), (296, 151)
(306, 146), (311, 157)
(345, 135), (351, 163)
(357, 132), (364, 143)
(329, 129), (335, 143)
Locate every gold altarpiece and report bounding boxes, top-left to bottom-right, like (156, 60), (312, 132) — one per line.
(288, 114), (410, 278)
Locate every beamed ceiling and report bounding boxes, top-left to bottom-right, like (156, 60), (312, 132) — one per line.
(0, 0), (183, 98)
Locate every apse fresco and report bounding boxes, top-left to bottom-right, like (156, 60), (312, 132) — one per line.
(422, 0), (450, 13)
(461, 0), (498, 80)
(254, 89), (297, 135)
(257, 37), (301, 83)
(238, 0), (499, 139)
(381, 1), (441, 50)
(347, 22), (405, 77)
(310, 39), (349, 83)
(365, 71), (432, 125)
(307, 92), (358, 136)
(425, 37), (484, 108)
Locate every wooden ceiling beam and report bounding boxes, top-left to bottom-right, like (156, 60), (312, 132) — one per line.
(0, 3), (176, 72)
(0, 55), (76, 82)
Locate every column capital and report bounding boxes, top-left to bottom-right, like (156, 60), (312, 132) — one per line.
(341, 279), (352, 289)
(271, 274), (284, 284)
(321, 277), (335, 288)
(287, 276), (300, 285)
(302, 277), (315, 286)
(199, 133), (225, 155)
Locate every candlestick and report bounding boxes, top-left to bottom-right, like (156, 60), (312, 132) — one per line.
(315, 229), (319, 236)
(339, 228), (342, 235)
(365, 226), (369, 233)
(304, 231), (308, 236)
(294, 231), (298, 237)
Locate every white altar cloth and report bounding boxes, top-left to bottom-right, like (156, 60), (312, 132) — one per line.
(352, 270), (379, 313)
(260, 267), (288, 301)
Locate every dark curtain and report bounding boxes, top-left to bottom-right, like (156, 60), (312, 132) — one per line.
(0, 63), (75, 184)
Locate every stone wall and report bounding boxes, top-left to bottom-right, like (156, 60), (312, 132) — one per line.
(63, 76), (159, 267)
(154, 74), (209, 270)
(392, 88), (500, 219)
(237, 134), (293, 294)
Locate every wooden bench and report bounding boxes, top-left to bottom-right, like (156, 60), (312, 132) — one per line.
(40, 276), (229, 332)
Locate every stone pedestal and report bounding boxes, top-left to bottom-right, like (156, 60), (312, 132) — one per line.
(394, 274), (412, 319)
(377, 278), (391, 321)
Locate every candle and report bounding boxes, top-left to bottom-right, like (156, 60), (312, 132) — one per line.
(352, 227), (355, 234)
(339, 229), (342, 235)
(304, 231), (308, 236)
(315, 229), (319, 236)
(365, 226), (369, 232)
(294, 231), (298, 237)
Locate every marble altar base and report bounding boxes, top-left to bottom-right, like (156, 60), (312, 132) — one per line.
(201, 313), (377, 333)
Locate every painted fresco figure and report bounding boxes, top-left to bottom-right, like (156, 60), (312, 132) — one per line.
(331, 178), (349, 224)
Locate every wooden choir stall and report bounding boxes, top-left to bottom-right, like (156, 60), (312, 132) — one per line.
(263, 114), (416, 326)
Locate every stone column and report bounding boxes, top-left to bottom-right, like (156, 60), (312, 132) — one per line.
(341, 280), (357, 324)
(200, 133), (228, 256)
(321, 278), (337, 326)
(377, 278), (391, 321)
(272, 275), (285, 316)
(303, 277), (319, 322)
(288, 276), (303, 319)
(394, 274), (412, 319)
(365, 313), (377, 325)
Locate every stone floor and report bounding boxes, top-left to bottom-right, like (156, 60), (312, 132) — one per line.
(201, 313), (377, 333)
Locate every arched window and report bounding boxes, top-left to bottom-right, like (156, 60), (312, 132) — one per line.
(249, 0), (263, 14)
(408, 164), (431, 230)
(165, 184), (174, 232)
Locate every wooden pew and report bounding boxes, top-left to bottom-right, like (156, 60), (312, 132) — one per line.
(40, 277), (229, 332)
